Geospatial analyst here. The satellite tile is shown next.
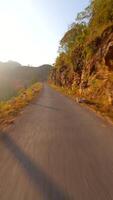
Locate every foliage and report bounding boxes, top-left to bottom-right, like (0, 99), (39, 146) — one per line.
(90, 0), (113, 27)
(76, 5), (92, 23)
(50, 0), (113, 121)
(60, 23), (88, 52)
(52, 0), (113, 79)
(77, 0), (113, 38)
(56, 22), (88, 74)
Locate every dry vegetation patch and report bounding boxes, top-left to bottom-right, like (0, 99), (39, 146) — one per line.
(50, 84), (113, 124)
(0, 82), (42, 129)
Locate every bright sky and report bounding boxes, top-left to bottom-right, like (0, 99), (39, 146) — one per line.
(0, 0), (89, 66)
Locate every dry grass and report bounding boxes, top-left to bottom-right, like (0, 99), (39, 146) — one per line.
(50, 84), (113, 124)
(0, 82), (42, 129)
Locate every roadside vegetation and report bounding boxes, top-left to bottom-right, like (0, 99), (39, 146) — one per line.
(50, 0), (113, 122)
(0, 83), (42, 129)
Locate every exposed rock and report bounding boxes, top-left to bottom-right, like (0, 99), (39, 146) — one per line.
(76, 97), (89, 104)
(50, 25), (113, 108)
(105, 43), (113, 70)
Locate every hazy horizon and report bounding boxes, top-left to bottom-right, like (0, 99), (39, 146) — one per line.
(0, 59), (52, 67)
(0, 0), (89, 66)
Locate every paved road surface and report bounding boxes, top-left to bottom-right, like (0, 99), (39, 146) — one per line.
(0, 84), (113, 200)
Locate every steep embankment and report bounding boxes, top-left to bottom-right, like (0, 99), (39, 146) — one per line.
(50, 26), (113, 119)
(49, 0), (113, 120)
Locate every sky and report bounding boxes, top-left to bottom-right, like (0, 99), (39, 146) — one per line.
(0, 0), (89, 66)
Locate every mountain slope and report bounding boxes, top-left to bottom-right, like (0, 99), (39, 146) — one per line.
(0, 62), (52, 101)
(49, 0), (113, 120)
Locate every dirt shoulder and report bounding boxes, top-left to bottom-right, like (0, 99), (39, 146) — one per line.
(50, 84), (113, 125)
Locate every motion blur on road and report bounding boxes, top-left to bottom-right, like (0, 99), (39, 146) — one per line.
(0, 85), (113, 200)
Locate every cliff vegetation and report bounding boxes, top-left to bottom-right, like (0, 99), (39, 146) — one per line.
(50, 0), (113, 120)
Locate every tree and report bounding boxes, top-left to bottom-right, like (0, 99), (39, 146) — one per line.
(76, 5), (92, 23)
(76, 0), (113, 36)
(60, 23), (88, 52)
(90, 0), (113, 27)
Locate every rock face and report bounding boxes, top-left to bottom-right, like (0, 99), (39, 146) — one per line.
(81, 26), (113, 105)
(50, 25), (113, 108)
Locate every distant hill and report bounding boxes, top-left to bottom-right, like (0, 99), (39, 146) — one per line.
(34, 64), (52, 82)
(0, 61), (52, 101)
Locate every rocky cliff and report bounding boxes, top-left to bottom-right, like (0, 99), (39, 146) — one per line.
(50, 25), (113, 116)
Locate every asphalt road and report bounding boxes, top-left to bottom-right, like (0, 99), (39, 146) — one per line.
(0, 84), (113, 200)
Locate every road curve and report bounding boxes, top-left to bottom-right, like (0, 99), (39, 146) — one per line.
(0, 84), (113, 200)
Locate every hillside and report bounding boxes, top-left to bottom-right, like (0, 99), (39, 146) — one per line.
(49, 0), (113, 119)
(35, 65), (52, 82)
(0, 61), (52, 101)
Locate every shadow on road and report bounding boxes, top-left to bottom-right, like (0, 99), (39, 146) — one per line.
(0, 132), (72, 200)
